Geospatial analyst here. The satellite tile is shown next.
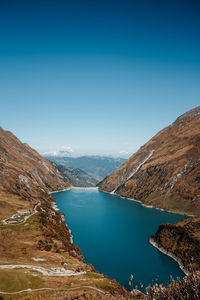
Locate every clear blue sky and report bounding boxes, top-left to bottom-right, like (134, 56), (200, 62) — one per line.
(0, 0), (200, 157)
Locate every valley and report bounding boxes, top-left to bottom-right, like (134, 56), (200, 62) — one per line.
(0, 106), (200, 299)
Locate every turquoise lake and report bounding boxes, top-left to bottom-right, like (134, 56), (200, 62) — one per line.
(52, 189), (185, 290)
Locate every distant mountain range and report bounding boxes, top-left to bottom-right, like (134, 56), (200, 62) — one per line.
(56, 164), (99, 187)
(44, 155), (126, 181)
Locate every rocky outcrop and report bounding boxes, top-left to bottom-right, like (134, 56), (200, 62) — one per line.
(151, 217), (200, 272)
(98, 106), (200, 216)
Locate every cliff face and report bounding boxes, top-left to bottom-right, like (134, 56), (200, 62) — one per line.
(0, 126), (131, 299)
(98, 106), (200, 215)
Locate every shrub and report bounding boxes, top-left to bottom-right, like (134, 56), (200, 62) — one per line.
(146, 272), (200, 300)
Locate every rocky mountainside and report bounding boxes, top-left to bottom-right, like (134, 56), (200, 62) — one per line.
(0, 126), (132, 300)
(98, 106), (200, 216)
(57, 165), (98, 187)
(151, 217), (200, 272)
(0, 126), (71, 199)
(45, 155), (126, 181)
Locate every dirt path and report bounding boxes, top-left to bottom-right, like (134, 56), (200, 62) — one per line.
(0, 264), (86, 277)
(0, 285), (106, 295)
(0, 202), (40, 226)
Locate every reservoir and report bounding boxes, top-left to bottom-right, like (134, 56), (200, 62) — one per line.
(52, 189), (185, 290)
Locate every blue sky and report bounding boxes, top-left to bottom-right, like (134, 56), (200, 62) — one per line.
(0, 0), (200, 157)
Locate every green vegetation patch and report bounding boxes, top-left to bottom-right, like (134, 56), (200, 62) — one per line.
(0, 269), (44, 293)
(94, 279), (115, 291)
(0, 213), (39, 231)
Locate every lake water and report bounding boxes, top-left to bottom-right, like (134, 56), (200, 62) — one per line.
(52, 189), (185, 290)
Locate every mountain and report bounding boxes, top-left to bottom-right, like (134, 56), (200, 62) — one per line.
(57, 165), (99, 187)
(98, 106), (200, 216)
(44, 155), (126, 181)
(98, 106), (200, 275)
(151, 217), (200, 272)
(0, 126), (130, 299)
(0, 127), (72, 199)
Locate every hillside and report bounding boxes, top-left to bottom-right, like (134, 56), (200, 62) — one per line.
(98, 106), (200, 216)
(0, 126), (131, 300)
(0, 127), (71, 200)
(151, 217), (200, 272)
(57, 165), (98, 187)
(45, 155), (126, 181)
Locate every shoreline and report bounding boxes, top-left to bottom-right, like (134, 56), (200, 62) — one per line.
(51, 201), (59, 211)
(51, 200), (74, 243)
(50, 187), (99, 244)
(149, 238), (189, 276)
(50, 186), (190, 280)
(71, 187), (99, 190)
(49, 187), (72, 194)
(99, 188), (191, 277)
(98, 189), (189, 217)
(49, 186), (99, 194)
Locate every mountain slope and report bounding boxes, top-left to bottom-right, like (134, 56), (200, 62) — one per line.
(45, 155), (126, 181)
(98, 106), (200, 216)
(57, 165), (98, 187)
(151, 217), (200, 272)
(0, 126), (71, 199)
(0, 126), (130, 299)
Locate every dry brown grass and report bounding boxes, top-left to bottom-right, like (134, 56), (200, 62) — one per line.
(146, 272), (200, 300)
(0, 189), (30, 221)
(99, 108), (200, 217)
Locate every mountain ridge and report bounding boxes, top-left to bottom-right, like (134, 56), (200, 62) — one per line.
(98, 105), (200, 216)
(45, 155), (126, 181)
(98, 105), (200, 274)
(0, 126), (71, 200)
(56, 164), (99, 187)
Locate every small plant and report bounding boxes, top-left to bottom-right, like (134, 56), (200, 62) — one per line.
(128, 273), (134, 289)
(146, 272), (200, 300)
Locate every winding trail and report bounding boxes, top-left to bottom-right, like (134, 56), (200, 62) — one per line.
(0, 190), (107, 296)
(1, 202), (40, 226)
(0, 190), (106, 296)
(0, 286), (106, 295)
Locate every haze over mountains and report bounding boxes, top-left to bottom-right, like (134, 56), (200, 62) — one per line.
(45, 155), (126, 182)
(56, 164), (99, 187)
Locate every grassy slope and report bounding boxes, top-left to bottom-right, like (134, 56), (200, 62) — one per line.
(0, 189), (131, 300)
